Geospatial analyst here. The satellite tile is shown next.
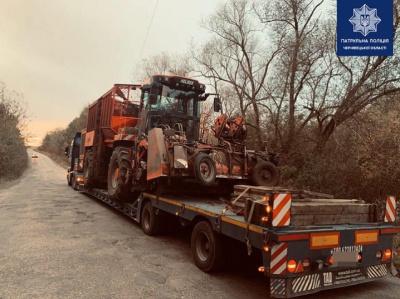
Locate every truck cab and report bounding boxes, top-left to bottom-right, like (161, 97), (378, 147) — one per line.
(65, 132), (83, 189)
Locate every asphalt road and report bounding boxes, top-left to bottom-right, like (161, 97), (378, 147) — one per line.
(0, 151), (400, 299)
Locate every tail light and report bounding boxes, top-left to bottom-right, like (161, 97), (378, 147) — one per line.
(286, 259), (310, 273)
(327, 256), (333, 265)
(287, 260), (297, 273)
(384, 249), (392, 260)
(376, 250), (382, 260)
(262, 246), (270, 252)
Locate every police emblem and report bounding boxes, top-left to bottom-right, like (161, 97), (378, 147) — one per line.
(349, 4), (381, 36)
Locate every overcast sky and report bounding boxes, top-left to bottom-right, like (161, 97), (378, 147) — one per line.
(0, 0), (220, 146)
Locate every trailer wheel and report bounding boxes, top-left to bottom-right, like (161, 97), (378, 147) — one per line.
(83, 149), (96, 187)
(191, 221), (224, 272)
(251, 161), (280, 186)
(108, 147), (133, 202)
(141, 201), (162, 236)
(194, 153), (216, 186)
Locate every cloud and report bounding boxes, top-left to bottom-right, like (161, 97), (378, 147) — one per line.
(0, 0), (219, 144)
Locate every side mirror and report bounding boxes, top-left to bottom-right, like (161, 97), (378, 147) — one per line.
(213, 97), (222, 113)
(64, 146), (70, 157)
(198, 93), (209, 101)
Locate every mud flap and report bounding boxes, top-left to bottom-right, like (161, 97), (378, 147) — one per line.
(147, 128), (169, 180)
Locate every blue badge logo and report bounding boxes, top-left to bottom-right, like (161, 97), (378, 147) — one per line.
(337, 0), (393, 56)
(349, 4), (381, 37)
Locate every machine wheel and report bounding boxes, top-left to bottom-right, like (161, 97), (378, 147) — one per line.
(191, 221), (224, 272)
(251, 161), (280, 186)
(83, 149), (96, 187)
(194, 153), (216, 186)
(108, 147), (133, 202)
(141, 201), (162, 236)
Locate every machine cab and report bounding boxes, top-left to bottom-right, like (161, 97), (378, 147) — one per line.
(139, 75), (206, 142)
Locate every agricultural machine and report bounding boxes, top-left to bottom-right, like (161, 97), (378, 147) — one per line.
(80, 74), (279, 201)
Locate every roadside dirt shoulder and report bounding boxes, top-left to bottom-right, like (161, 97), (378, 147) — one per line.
(0, 158), (31, 191)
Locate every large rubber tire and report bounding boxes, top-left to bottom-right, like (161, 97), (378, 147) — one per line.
(141, 201), (162, 236)
(71, 174), (79, 190)
(191, 221), (224, 272)
(67, 171), (72, 186)
(107, 147), (133, 202)
(194, 153), (216, 186)
(251, 161), (280, 186)
(83, 149), (96, 187)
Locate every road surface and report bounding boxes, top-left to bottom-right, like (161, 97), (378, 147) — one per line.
(0, 151), (399, 298)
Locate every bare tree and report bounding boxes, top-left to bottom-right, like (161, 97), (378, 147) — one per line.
(315, 1), (400, 151)
(0, 81), (29, 134)
(134, 52), (192, 82)
(257, 0), (400, 155)
(255, 0), (339, 157)
(135, 0), (400, 161)
(0, 80), (29, 179)
(191, 0), (281, 148)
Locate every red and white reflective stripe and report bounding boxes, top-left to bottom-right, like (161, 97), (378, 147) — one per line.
(272, 193), (292, 226)
(117, 134), (136, 141)
(270, 242), (288, 275)
(384, 196), (396, 222)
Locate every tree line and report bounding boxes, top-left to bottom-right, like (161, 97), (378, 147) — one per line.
(40, 0), (400, 205)
(38, 107), (87, 160)
(0, 81), (29, 180)
(135, 0), (400, 204)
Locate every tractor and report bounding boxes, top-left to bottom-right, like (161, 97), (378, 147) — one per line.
(80, 74), (279, 201)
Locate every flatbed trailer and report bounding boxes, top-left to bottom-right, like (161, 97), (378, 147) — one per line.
(77, 184), (400, 298)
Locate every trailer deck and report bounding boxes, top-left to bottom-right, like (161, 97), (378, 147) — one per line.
(76, 184), (399, 298)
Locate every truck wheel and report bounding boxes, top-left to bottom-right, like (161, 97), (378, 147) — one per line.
(191, 221), (224, 272)
(194, 153), (216, 186)
(67, 172), (72, 186)
(141, 201), (162, 236)
(71, 174), (79, 190)
(251, 161), (280, 186)
(108, 147), (133, 202)
(83, 149), (96, 187)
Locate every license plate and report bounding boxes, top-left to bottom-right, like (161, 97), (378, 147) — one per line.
(332, 251), (358, 267)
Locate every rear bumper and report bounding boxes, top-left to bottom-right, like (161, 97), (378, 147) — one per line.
(270, 263), (390, 298)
